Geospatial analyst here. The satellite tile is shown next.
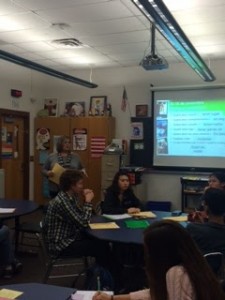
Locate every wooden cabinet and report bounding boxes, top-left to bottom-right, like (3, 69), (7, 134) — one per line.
(34, 117), (115, 206)
(180, 177), (208, 212)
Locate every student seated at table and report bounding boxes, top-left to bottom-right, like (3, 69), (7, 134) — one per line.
(186, 187), (225, 256)
(101, 171), (141, 214)
(43, 169), (111, 268)
(93, 220), (225, 300)
(0, 223), (22, 278)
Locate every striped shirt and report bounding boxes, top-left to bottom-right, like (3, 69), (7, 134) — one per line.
(43, 190), (92, 257)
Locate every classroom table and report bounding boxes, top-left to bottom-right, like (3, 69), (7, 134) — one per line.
(86, 211), (188, 245)
(0, 283), (74, 300)
(0, 198), (39, 251)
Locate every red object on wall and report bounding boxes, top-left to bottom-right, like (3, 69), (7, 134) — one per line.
(11, 89), (22, 98)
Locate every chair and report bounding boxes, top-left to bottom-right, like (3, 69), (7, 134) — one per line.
(204, 252), (225, 280)
(38, 223), (92, 287)
(145, 200), (171, 212)
(16, 221), (41, 253)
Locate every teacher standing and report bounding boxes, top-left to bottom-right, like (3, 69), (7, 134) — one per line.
(42, 135), (87, 198)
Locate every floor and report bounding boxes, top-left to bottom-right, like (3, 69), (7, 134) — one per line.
(0, 207), (147, 292)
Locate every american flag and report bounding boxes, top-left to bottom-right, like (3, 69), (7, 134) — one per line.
(121, 87), (128, 112)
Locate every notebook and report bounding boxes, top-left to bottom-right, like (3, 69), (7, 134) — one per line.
(125, 219), (150, 229)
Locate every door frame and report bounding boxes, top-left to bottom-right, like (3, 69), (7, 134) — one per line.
(0, 109), (30, 199)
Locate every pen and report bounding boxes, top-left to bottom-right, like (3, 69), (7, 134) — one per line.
(97, 275), (101, 292)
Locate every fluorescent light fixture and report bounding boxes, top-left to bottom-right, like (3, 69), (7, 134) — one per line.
(131, 0), (216, 82)
(0, 50), (98, 88)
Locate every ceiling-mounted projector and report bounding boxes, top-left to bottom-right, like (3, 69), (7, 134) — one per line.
(140, 54), (168, 70)
(140, 23), (168, 71)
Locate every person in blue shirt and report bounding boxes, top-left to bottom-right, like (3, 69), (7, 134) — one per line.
(101, 170), (141, 214)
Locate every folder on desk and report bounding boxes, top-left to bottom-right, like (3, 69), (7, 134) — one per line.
(130, 211), (156, 218)
(163, 216), (188, 222)
(49, 163), (66, 185)
(0, 289), (23, 299)
(125, 219), (149, 229)
(89, 222), (119, 229)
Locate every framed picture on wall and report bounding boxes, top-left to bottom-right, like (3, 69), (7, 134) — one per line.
(89, 96), (107, 116)
(135, 104), (148, 117)
(64, 101), (85, 117)
(44, 98), (58, 117)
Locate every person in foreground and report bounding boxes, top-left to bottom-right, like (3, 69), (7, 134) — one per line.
(43, 169), (110, 267)
(101, 170), (141, 214)
(93, 220), (225, 300)
(0, 224), (22, 278)
(42, 135), (87, 199)
(186, 187), (225, 255)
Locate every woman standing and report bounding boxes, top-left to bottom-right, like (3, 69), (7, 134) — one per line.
(42, 135), (87, 198)
(101, 170), (141, 214)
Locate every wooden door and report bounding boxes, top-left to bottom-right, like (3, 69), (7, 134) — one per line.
(0, 109), (29, 200)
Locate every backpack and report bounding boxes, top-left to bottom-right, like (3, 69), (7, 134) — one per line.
(85, 264), (114, 291)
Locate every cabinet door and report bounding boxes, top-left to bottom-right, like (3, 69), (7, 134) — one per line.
(34, 117), (70, 204)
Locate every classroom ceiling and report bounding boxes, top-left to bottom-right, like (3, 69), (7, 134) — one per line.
(0, 0), (225, 75)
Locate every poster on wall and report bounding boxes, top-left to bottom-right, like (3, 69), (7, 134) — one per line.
(90, 136), (106, 158)
(131, 122), (143, 140)
(2, 131), (13, 159)
(36, 128), (50, 150)
(73, 128), (87, 150)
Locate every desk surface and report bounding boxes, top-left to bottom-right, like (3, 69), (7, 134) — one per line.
(87, 211), (187, 245)
(0, 198), (39, 220)
(0, 283), (74, 300)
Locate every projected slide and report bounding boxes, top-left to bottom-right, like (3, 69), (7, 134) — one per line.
(156, 99), (225, 157)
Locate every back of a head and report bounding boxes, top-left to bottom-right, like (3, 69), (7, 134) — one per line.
(59, 169), (83, 192)
(203, 187), (225, 216)
(144, 220), (194, 272)
(143, 220), (225, 300)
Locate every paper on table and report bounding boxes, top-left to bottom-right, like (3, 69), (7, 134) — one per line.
(102, 214), (131, 220)
(0, 208), (15, 214)
(163, 216), (188, 222)
(0, 289), (23, 299)
(130, 211), (156, 218)
(89, 222), (119, 229)
(71, 290), (113, 300)
(48, 163), (66, 185)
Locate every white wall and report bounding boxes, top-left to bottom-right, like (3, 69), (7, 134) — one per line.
(1, 58), (224, 207)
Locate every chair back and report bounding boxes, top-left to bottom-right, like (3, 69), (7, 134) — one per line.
(204, 252), (225, 280)
(145, 200), (171, 212)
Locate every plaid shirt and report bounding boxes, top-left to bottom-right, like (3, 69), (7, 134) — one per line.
(43, 191), (92, 257)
